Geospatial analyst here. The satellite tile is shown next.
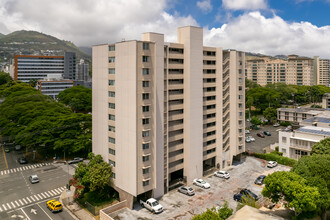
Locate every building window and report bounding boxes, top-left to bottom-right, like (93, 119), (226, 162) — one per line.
(238, 95), (243, 100)
(238, 86), (242, 91)
(238, 103), (242, 108)
(108, 125), (115, 132)
(142, 130), (150, 137)
(109, 148), (115, 155)
(109, 103), (115, 109)
(111, 173), (116, 179)
(109, 114), (115, 121)
(282, 137), (287, 144)
(142, 81), (150, 88)
(238, 78), (243, 83)
(142, 68), (150, 75)
(239, 112), (243, 116)
(108, 91), (115, 97)
(143, 180), (149, 186)
(282, 148), (286, 154)
(142, 93), (150, 100)
(142, 143), (150, 150)
(143, 42), (149, 50)
(143, 167), (150, 174)
(143, 56), (150, 62)
(109, 80), (115, 86)
(239, 69), (242, 74)
(109, 57), (115, 63)
(239, 146), (243, 150)
(109, 45), (115, 51)
(239, 129), (243, 133)
(238, 120), (243, 125)
(142, 106), (150, 112)
(109, 159), (115, 167)
(109, 68), (115, 74)
(142, 118), (150, 125)
(109, 137), (115, 144)
(143, 155), (149, 162)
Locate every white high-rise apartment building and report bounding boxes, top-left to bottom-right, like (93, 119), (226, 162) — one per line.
(92, 26), (245, 207)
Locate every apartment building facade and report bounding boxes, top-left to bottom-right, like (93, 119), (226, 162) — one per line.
(92, 26), (245, 207)
(322, 93), (330, 109)
(314, 57), (330, 86)
(246, 55), (314, 86)
(277, 107), (326, 124)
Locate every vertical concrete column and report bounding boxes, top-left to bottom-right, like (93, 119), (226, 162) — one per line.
(142, 33), (165, 198)
(178, 26), (203, 183)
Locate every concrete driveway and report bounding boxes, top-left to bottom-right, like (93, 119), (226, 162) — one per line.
(109, 156), (291, 220)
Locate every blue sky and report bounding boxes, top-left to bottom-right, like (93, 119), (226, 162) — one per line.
(0, 0), (329, 58)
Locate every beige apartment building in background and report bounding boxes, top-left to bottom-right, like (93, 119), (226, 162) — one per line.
(92, 26), (245, 207)
(246, 55), (316, 86)
(314, 56), (330, 86)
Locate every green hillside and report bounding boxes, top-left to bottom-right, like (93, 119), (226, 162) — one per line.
(0, 30), (90, 62)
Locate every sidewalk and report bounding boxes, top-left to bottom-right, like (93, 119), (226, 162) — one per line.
(65, 202), (95, 220)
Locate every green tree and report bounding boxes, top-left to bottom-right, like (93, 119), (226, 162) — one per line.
(0, 71), (13, 86)
(292, 155), (330, 220)
(250, 116), (261, 126)
(28, 79), (38, 87)
(192, 208), (219, 220)
(218, 201), (233, 220)
(262, 171), (320, 217)
(245, 78), (260, 91)
(263, 107), (277, 123)
(311, 138), (330, 155)
(58, 86), (92, 112)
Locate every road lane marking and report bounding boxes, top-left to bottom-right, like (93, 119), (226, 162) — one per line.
(20, 208), (31, 220)
(26, 197), (31, 203)
(37, 203), (52, 220)
(10, 202), (15, 208)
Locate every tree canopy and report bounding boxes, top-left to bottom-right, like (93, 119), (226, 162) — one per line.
(311, 138), (330, 155)
(57, 85), (92, 113)
(0, 71), (13, 86)
(192, 201), (233, 220)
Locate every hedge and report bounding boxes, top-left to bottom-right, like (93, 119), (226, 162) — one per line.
(249, 151), (297, 167)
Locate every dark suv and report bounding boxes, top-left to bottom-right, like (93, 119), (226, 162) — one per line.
(240, 189), (259, 201)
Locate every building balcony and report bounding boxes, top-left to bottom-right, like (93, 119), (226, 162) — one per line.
(168, 123), (184, 132)
(168, 152), (184, 164)
(168, 133), (184, 142)
(168, 103), (184, 111)
(168, 83), (184, 90)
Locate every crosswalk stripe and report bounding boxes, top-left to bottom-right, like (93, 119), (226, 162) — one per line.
(6, 203), (11, 209)
(34, 195), (39, 200)
(0, 171), (3, 175)
(26, 197), (31, 203)
(0, 206), (3, 212)
(53, 189), (60, 194)
(60, 187), (65, 191)
(30, 196), (35, 202)
(40, 193), (47, 198)
(10, 202), (15, 208)
(15, 201), (20, 206)
(2, 204), (7, 211)
(4, 170), (6, 175)
(48, 191), (54, 196)
(44, 192), (50, 197)
(19, 167), (22, 171)
(32, 165), (36, 168)
(50, 190), (57, 195)
(19, 200), (24, 205)
(22, 167), (26, 170)
(37, 194), (43, 199)
(22, 198), (27, 204)
(13, 168), (16, 172)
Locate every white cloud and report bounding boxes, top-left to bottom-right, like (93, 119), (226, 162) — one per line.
(222, 0), (267, 10)
(197, 0), (213, 13)
(204, 11), (330, 58)
(0, 0), (197, 46)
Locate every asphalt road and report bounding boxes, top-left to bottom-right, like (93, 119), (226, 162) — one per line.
(0, 149), (75, 220)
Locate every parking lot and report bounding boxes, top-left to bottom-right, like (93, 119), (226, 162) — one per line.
(245, 125), (281, 153)
(109, 156), (291, 220)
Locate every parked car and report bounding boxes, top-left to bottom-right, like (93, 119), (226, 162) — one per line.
(248, 136), (255, 142)
(263, 131), (271, 136)
(4, 148), (10, 153)
(267, 161), (278, 168)
(233, 193), (244, 202)
(254, 175), (266, 185)
(15, 145), (22, 151)
(67, 157), (84, 164)
(178, 186), (195, 196)
(273, 123), (280, 127)
(140, 198), (163, 214)
(17, 157), (28, 164)
(47, 200), (63, 213)
(245, 130), (250, 134)
(245, 137), (251, 143)
(240, 189), (259, 201)
(257, 133), (265, 138)
(214, 171), (230, 179)
(29, 175), (39, 184)
(193, 179), (210, 189)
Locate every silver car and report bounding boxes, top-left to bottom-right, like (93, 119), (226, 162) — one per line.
(214, 171), (230, 179)
(267, 161), (278, 168)
(178, 186), (195, 196)
(29, 175), (39, 184)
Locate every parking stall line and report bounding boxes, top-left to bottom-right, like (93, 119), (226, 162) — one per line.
(2, 204), (7, 211)
(26, 197), (32, 203)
